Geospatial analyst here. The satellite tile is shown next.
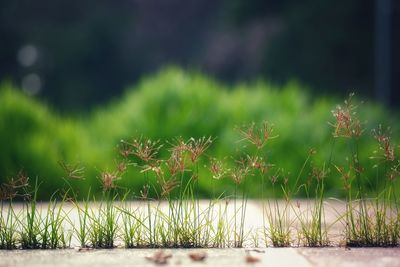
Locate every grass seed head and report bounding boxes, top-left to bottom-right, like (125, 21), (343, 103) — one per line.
(238, 121), (277, 150)
(311, 167), (326, 182)
(118, 141), (132, 158)
(166, 151), (186, 176)
(0, 171), (30, 200)
(187, 136), (213, 163)
(335, 165), (351, 191)
(209, 158), (228, 180)
(128, 137), (162, 163)
(230, 165), (250, 185)
(330, 93), (363, 138)
(247, 155), (271, 174)
(169, 137), (190, 154)
(0, 184), (14, 200)
(140, 161), (163, 177)
(372, 125), (395, 162)
(387, 164), (399, 182)
(270, 175), (278, 185)
(140, 184), (150, 199)
(100, 171), (119, 191)
(58, 161), (85, 180)
(159, 177), (179, 197)
(115, 160), (128, 174)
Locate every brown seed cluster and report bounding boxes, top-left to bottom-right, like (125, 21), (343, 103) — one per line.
(372, 126), (395, 162)
(159, 177), (179, 198)
(310, 167), (326, 182)
(209, 158), (228, 180)
(229, 165), (250, 185)
(331, 93), (363, 138)
(335, 165), (352, 192)
(129, 138), (162, 163)
(0, 171), (30, 200)
(58, 161), (85, 180)
(238, 121), (277, 150)
(100, 171), (119, 191)
(186, 137), (213, 163)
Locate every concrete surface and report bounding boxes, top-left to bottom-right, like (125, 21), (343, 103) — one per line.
(1, 247), (399, 267)
(1, 201), (399, 267)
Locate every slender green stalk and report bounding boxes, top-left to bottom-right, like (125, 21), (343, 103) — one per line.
(0, 200), (18, 249)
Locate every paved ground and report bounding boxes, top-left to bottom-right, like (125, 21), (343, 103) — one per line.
(1, 247), (399, 267)
(1, 201), (399, 267)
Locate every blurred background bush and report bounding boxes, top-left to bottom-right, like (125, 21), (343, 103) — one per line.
(0, 1), (399, 198)
(0, 68), (398, 198)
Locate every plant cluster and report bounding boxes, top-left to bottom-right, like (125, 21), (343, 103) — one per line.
(0, 94), (399, 249)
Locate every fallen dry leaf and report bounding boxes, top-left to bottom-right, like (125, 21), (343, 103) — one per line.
(145, 250), (172, 265)
(188, 251), (207, 262)
(76, 247), (94, 252)
(245, 255), (260, 264)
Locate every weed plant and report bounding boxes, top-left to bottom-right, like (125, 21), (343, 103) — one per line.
(0, 93), (399, 249)
(0, 184), (20, 249)
(332, 94), (399, 247)
(264, 170), (293, 247)
(293, 162), (329, 246)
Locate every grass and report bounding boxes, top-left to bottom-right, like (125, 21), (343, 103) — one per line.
(332, 95), (400, 247)
(0, 88), (399, 249)
(0, 201), (18, 249)
(293, 164), (329, 247)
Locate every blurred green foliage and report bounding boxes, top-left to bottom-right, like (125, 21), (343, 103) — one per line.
(0, 67), (398, 199)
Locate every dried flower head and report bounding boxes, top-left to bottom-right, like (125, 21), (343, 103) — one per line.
(0, 171), (30, 200)
(229, 166), (250, 185)
(387, 169), (398, 182)
(330, 93), (363, 138)
(187, 136), (213, 163)
(12, 170), (29, 189)
(238, 121), (277, 150)
(246, 155), (272, 174)
(115, 160), (128, 174)
(0, 184), (15, 200)
(118, 141), (132, 158)
(309, 148), (317, 156)
(335, 165), (351, 191)
(100, 171), (119, 191)
(127, 138), (162, 162)
(168, 137), (189, 154)
(209, 158), (228, 180)
(283, 175), (289, 185)
(166, 150), (186, 176)
(372, 125), (395, 162)
(59, 161), (85, 180)
(140, 184), (150, 199)
(159, 178), (179, 198)
(387, 163), (399, 182)
(270, 175), (278, 185)
(140, 161), (163, 178)
(310, 167), (326, 182)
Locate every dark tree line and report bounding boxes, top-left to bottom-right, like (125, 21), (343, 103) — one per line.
(1, 0), (399, 109)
